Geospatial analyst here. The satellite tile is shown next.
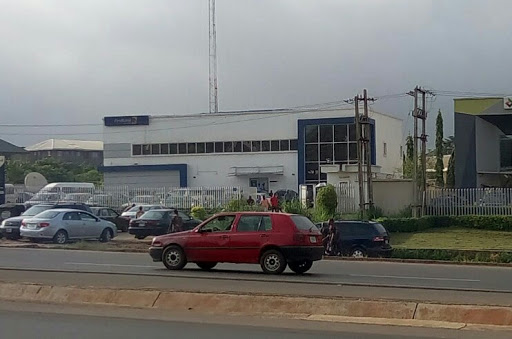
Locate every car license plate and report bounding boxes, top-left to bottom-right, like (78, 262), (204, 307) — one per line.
(28, 224), (37, 230)
(310, 236), (317, 243)
(6, 228), (12, 233)
(139, 222), (145, 227)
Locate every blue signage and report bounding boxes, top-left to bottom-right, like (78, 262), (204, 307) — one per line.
(104, 115), (150, 127)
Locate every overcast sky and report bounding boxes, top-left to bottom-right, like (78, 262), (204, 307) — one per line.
(1, 0), (511, 147)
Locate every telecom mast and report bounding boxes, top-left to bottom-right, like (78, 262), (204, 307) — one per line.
(208, 0), (218, 113)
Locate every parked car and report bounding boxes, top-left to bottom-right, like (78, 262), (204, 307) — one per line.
(316, 220), (392, 258)
(90, 207), (130, 232)
(20, 209), (117, 244)
(129, 209), (201, 239)
(120, 204), (166, 220)
(0, 203), (25, 223)
(0, 203), (92, 240)
(149, 212), (324, 274)
(131, 195), (161, 205)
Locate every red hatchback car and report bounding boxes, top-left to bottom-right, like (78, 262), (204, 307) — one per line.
(149, 212), (324, 274)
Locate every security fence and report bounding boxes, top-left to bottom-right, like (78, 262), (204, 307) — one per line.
(424, 188), (512, 216)
(334, 183), (358, 214)
(17, 185), (242, 211)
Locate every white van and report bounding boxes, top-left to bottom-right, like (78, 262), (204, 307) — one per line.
(4, 184), (16, 204)
(25, 182), (95, 207)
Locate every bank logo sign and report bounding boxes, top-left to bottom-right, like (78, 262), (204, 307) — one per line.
(104, 115), (150, 126)
(505, 97), (512, 110)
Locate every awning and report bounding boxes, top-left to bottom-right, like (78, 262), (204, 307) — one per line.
(228, 166), (284, 176)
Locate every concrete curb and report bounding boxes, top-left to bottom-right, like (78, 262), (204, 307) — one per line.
(1, 282), (512, 327)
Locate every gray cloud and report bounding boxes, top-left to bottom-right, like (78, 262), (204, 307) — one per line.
(1, 0), (511, 146)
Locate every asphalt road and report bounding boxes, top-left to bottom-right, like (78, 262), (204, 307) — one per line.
(0, 247), (511, 292)
(1, 301), (508, 339)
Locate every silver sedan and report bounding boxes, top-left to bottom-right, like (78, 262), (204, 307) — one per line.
(20, 209), (117, 244)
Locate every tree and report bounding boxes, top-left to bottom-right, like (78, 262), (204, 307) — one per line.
(443, 136), (454, 155)
(446, 149), (455, 188)
(403, 136), (414, 178)
(315, 184), (338, 217)
(435, 110), (444, 187)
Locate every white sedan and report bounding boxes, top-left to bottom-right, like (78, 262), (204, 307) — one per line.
(20, 209), (117, 244)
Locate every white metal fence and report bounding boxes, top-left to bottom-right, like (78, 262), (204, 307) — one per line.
(16, 185), (242, 211)
(335, 183), (358, 214)
(424, 188), (512, 216)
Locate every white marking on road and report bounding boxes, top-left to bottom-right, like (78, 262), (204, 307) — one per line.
(349, 274), (480, 282)
(65, 262), (159, 269)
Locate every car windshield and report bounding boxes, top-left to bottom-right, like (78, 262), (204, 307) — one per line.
(141, 211), (167, 220)
(34, 210), (61, 219)
(128, 205), (154, 213)
(22, 205), (52, 216)
(290, 215), (319, 232)
(372, 223), (388, 235)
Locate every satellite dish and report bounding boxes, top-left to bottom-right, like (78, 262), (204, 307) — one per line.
(24, 172), (48, 193)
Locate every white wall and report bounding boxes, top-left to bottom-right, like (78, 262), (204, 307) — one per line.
(103, 109), (403, 191)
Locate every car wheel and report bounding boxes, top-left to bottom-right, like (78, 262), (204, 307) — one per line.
(351, 247), (367, 258)
(196, 262), (217, 270)
(53, 230), (68, 244)
(135, 235), (146, 240)
(100, 229), (113, 243)
(288, 260), (313, 274)
(163, 245), (187, 270)
(260, 249), (287, 274)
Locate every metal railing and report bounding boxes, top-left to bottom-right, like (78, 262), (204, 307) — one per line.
(18, 185), (242, 211)
(335, 183), (358, 214)
(424, 188), (512, 216)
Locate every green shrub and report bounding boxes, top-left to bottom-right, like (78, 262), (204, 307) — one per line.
(190, 206), (207, 220)
(224, 198), (264, 212)
(315, 185), (338, 217)
(282, 199), (313, 219)
(391, 248), (512, 263)
(377, 215), (512, 233)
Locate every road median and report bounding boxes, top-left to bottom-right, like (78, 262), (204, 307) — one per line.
(1, 281), (512, 328)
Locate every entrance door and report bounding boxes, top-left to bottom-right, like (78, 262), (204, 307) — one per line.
(228, 215), (273, 263)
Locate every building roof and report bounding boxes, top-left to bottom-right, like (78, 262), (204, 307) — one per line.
(25, 139), (103, 152)
(0, 138), (26, 154)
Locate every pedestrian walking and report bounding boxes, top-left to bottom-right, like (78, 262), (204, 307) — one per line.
(247, 196), (255, 206)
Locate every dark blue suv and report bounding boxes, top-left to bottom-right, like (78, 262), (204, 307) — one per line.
(317, 220), (392, 258)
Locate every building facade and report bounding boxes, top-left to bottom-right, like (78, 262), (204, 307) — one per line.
(102, 109), (403, 193)
(23, 139), (103, 167)
(455, 97), (512, 188)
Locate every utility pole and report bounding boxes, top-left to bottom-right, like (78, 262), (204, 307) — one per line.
(349, 89), (375, 220)
(363, 89), (373, 211)
(354, 96), (364, 219)
(208, 0), (219, 113)
(408, 86), (434, 217)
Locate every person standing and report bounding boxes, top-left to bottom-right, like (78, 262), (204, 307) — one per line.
(270, 193), (279, 212)
(168, 209), (183, 233)
(135, 206), (144, 219)
(247, 196), (255, 206)
(327, 219), (339, 256)
(260, 195), (270, 211)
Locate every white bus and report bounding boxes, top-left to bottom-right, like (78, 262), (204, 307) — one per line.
(25, 182), (95, 207)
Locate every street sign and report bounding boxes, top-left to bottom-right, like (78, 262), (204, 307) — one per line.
(504, 97), (512, 110)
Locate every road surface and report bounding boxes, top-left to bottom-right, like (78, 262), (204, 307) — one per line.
(0, 247), (510, 292)
(1, 300), (508, 339)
